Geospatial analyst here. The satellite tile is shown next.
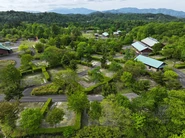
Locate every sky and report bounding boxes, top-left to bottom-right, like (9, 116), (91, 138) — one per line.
(0, 0), (185, 12)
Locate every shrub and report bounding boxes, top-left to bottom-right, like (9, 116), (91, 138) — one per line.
(40, 98), (52, 116)
(174, 64), (185, 69)
(73, 112), (82, 130)
(42, 67), (50, 81)
(31, 83), (60, 95)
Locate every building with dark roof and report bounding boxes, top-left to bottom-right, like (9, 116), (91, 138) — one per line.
(0, 43), (12, 55)
(132, 41), (153, 55)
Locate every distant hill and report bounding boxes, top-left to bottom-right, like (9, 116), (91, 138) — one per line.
(104, 8), (185, 18)
(49, 8), (95, 14)
(48, 7), (185, 18)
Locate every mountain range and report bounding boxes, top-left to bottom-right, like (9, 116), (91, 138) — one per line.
(49, 7), (185, 18)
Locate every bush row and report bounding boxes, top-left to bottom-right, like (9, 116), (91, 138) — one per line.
(84, 77), (113, 94)
(41, 98), (52, 116)
(42, 67), (50, 80)
(156, 57), (167, 61)
(31, 83), (60, 95)
(12, 112), (82, 137)
(77, 61), (92, 67)
(174, 64), (185, 69)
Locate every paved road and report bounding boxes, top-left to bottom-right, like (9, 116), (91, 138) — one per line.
(0, 94), (104, 102)
(174, 69), (185, 88)
(0, 52), (20, 68)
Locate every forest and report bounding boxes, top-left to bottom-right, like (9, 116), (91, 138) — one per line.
(0, 11), (185, 138)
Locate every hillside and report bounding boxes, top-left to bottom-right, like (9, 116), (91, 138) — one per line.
(0, 11), (180, 26)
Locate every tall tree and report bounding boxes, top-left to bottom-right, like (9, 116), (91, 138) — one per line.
(0, 65), (22, 100)
(46, 107), (65, 127)
(20, 108), (42, 132)
(68, 92), (89, 113)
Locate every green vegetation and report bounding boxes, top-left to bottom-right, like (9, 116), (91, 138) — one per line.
(1, 10), (185, 138)
(31, 83), (60, 95)
(41, 98), (52, 115)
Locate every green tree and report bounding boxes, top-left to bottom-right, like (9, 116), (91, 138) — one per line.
(124, 60), (146, 78)
(54, 69), (81, 94)
(20, 108), (42, 132)
(35, 42), (45, 53)
(100, 95), (132, 128)
(109, 61), (122, 72)
(163, 70), (181, 89)
(21, 54), (33, 69)
(0, 102), (18, 127)
(121, 71), (133, 88)
(41, 46), (62, 67)
(46, 107), (65, 127)
(88, 101), (102, 122)
(0, 65), (22, 100)
(18, 44), (29, 52)
(68, 92), (89, 113)
(164, 90), (185, 135)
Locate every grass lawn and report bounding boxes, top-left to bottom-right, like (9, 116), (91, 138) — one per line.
(48, 67), (64, 80)
(91, 54), (103, 59)
(0, 60), (15, 69)
(82, 33), (94, 38)
(76, 64), (91, 73)
(100, 69), (115, 78)
(42, 102), (76, 128)
(179, 69), (185, 74)
(21, 73), (46, 87)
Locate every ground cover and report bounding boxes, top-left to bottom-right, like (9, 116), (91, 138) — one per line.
(0, 60), (15, 69)
(21, 73), (46, 88)
(82, 33), (94, 38)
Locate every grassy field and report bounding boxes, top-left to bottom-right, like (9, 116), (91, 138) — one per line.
(0, 60), (15, 69)
(82, 33), (94, 38)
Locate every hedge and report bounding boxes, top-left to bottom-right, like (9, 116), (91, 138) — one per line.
(73, 112), (82, 130)
(84, 77), (113, 94)
(31, 83), (60, 95)
(113, 58), (126, 63)
(77, 60), (92, 67)
(174, 64), (185, 69)
(12, 112), (82, 137)
(42, 67), (50, 81)
(91, 56), (101, 61)
(156, 57), (167, 61)
(40, 98), (52, 116)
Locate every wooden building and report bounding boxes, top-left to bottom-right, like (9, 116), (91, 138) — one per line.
(135, 55), (165, 71)
(132, 41), (153, 55)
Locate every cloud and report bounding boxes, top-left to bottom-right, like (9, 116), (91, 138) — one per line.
(0, 0), (184, 12)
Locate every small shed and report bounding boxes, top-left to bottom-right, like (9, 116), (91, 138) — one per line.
(141, 37), (159, 47)
(4, 41), (11, 46)
(135, 55), (165, 71)
(102, 32), (109, 37)
(132, 41), (153, 55)
(0, 43), (12, 55)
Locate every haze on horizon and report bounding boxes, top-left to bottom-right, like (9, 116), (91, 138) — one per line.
(0, 0), (184, 12)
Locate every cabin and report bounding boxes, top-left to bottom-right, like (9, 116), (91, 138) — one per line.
(113, 30), (121, 36)
(132, 41), (153, 55)
(0, 43), (12, 55)
(141, 37), (159, 47)
(135, 55), (165, 71)
(102, 32), (109, 37)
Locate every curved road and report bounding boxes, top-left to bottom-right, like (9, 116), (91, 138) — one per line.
(0, 52), (21, 68)
(174, 68), (185, 88)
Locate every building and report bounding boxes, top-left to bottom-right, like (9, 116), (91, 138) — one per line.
(141, 37), (159, 47)
(0, 43), (12, 55)
(102, 32), (109, 37)
(132, 41), (153, 55)
(135, 55), (165, 71)
(113, 30), (121, 36)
